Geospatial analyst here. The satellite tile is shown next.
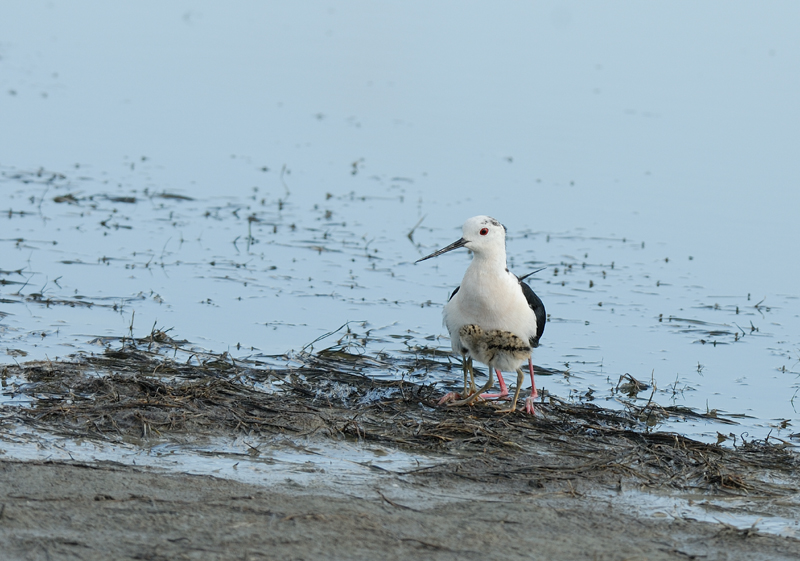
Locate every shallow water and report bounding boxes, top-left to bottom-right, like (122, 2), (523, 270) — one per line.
(611, 488), (800, 539)
(0, 426), (431, 489)
(2, 2), (800, 444)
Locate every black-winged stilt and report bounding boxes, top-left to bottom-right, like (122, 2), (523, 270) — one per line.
(416, 215), (546, 414)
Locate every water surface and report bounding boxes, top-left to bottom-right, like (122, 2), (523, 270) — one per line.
(1, 1), (799, 443)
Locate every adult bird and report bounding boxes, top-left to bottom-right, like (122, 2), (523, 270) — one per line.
(416, 215), (545, 414)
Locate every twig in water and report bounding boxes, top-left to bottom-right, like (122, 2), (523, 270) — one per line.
(301, 320), (366, 353)
(407, 215), (426, 243)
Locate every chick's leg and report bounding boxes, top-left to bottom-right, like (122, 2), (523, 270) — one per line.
(449, 369), (494, 407)
(438, 355), (474, 405)
(495, 369), (525, 414)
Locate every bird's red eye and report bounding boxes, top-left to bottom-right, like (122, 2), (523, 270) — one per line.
(480, 228), (489, 236)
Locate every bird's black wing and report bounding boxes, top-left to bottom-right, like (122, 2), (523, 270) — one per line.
(520, 281), (545, 347)
(447, 286), (468, 354)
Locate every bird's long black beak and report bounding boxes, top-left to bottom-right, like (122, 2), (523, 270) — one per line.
(415, 238), (467, 263)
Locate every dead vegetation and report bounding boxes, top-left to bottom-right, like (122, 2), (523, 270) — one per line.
(2, 333), (798, 497)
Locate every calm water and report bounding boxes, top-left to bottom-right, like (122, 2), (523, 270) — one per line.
(1, 1), (799, 443)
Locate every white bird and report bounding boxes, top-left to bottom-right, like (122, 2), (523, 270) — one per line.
(416, 215), (546, 414)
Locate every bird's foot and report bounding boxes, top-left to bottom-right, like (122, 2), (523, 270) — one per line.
(524, 396), (538, 415)
(437, 392), (462, 405)
(493, 402), (517, 414)
(480, 391), (512, 401)
(447, 393), (486, 407)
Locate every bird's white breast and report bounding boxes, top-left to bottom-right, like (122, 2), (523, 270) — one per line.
(443, 263), (537, 356)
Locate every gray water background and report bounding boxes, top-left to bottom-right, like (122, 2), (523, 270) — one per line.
(2, 1), (800, 443)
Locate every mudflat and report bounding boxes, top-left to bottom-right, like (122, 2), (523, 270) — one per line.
(2, 457), (799, 561)
(1, 342), (799, 560)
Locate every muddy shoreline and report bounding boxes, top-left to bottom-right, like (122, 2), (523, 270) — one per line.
(1, 340), (799, 559)
(1, 457), (798, 561)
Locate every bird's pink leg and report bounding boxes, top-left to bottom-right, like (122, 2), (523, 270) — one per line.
(481, 369), (511, 400)
(524, 358), (538, 414)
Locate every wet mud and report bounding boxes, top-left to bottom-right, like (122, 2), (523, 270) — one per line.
(2, 334), (799, 560)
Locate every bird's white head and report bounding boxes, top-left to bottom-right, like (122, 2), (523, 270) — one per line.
(460, 215), (506, 257)
(416, 215), (507, 263)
